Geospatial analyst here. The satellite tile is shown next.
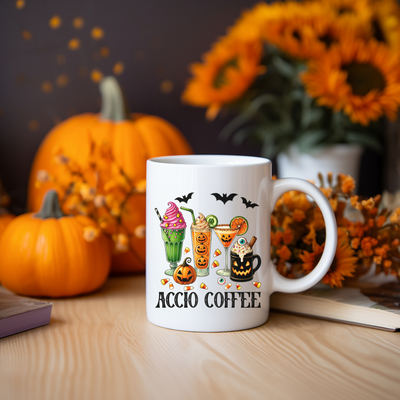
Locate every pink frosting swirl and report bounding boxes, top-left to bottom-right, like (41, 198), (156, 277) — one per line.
(160, 202), (187, 229)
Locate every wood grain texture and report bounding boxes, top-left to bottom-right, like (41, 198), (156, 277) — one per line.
(1, 276), (400, 400)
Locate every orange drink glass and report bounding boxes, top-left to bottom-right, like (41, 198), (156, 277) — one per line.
(191, 225), (212, 277)
(213, 224), (239, 276)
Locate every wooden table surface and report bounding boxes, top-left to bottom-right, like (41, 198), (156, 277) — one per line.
(1, 276), (400, 400)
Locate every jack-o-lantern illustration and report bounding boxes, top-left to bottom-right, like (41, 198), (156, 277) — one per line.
(232, 259), (252, 277)
(173, 257), (197, 285)
(220, 233), (234, 245)
(196, 257), (208, 268)
(196, 233), (207, 243)
(195, 244), (208, 255)
(230, 251), (261, 282)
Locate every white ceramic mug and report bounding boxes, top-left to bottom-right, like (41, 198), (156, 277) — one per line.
(146, 155), (337, 332)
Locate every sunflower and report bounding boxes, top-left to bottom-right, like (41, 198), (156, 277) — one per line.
(302, 39), (400, 125)
(315, 0), (372, 23)
(262, 1), (363, 60)
(368, 0), (400, 49)
(300, 239), (358, 288)
(228, 2), (272, 42)
(182, 35), (263, 120)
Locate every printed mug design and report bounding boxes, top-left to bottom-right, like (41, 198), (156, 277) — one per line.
(154, 192), (263, 304)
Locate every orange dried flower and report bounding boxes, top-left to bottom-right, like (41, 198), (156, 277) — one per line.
(329, 197), (338, 212)
(361, 198), (375, 210)
(373, 255), (382, 265)
(134, 225), (146, 239)
(282, 228), (294, 245)
(347, 221), (365, 238)
(114, 233), (129, 252)
(313, 208), (325, 231)
(340, 175), (356, 194)
(276, 245), (291, 261)
(351, 238), (360, 250)
(384, 260), (392, 268)
(271, 231), (283, 246)
(303, 224), (316, 245)
(361, 237), (378, 257)
(292, 209), (306, 222)
(374, 244), (390, 258)
(282, 216), (293, 230)
(350, 195), (359, 207)
(83, 226), (100, 242)
(321, 187), (333, 198)
(390, 208), (400, 223)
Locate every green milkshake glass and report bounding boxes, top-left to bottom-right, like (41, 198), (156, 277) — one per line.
(162, 227), (186, 275)
(158, 202), (187, 276)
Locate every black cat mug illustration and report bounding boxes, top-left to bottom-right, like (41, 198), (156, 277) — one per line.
(230, 236), (261, 282)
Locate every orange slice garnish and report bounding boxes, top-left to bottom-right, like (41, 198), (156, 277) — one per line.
(230, 216), (248, 236)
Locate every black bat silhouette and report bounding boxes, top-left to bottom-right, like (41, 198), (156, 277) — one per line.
(211, 193), (237, 204)
(175, 192), (194, 203)
(241, 197), (259, 209)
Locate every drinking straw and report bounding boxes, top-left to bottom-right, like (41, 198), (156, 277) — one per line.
(155, 208), (163, 223)
(180, 207), (196, 225)
(156, 208), (171, 243)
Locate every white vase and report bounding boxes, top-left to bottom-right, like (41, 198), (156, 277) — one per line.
(277, 144), (363, 185)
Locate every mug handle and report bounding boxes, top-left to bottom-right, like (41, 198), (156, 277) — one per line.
(252, 255), (261, 274)
(269, 178), (337, 293)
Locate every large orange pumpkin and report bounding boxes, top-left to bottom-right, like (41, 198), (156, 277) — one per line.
(28, 76), (192, 273)
(0, 190), (111, 298)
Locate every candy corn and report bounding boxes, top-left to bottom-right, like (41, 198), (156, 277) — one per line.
(169, 283), (174, 289)
(184, 247), (190, 254)
(253, 281), (261, 289)
(161, 278), (170, 285)
(225, 283), (232, 290)
(184, 286), (194, 291)
(212, 260), (219, 268)
(214, 249), (221, 257)
(200, 282), (208, 290)
(236, 284), (242, 290)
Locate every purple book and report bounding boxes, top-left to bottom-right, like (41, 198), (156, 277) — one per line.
(0, 287), (52, 339)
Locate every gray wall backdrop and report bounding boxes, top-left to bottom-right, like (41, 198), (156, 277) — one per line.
(0, 0), (385, 213)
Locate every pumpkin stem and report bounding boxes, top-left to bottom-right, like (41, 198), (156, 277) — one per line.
(183, 257), (192, 267)
(35, 190), (64, 219)
(99, 76), (131, 121)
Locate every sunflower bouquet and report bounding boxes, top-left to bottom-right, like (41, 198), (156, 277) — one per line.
(272, 173), (400, 287)
(182, 0), (400, 158)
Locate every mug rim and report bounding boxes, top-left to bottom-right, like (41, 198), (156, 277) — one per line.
(148, 154), (271, 167)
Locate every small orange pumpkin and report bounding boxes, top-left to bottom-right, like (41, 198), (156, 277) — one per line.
(173, 257), (196, 285)
(28, 76), (192, 273)
(0, 190), (111, 298)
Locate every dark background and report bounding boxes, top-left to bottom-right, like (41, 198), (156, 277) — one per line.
(0, 0), (388, 213)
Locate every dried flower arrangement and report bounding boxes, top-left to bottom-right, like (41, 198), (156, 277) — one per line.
(35, 141), (146, 263)
(272, 173), (400, 287)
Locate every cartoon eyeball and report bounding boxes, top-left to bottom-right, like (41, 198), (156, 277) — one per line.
(238, 238), (247, 246)
(217, 277), (226, 285)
